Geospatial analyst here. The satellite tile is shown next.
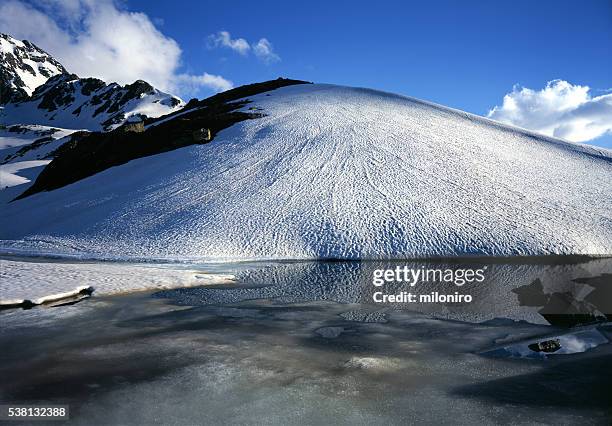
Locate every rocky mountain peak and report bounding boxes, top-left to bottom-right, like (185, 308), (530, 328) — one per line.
(0, 33), (67, 104)
(1, 34), (184, 131)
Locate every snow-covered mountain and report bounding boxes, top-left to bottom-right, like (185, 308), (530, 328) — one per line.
(1, 83), (610, 260)
(0, 33), (186, 194)
(0, 33), (183, 131)
(0, 33), (67, 104)
(1, 73), (183, 131)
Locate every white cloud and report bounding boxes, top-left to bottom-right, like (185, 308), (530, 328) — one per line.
(488, 80), (612, 143)
(207, 31), (280, 64)
(253, 38), (280, 64)
(0, 0), (233, 96)
(175, 73), (233, 96)
(207, 31), (250, 55)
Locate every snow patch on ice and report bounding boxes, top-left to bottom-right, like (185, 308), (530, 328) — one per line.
(0, 258), (236, 300)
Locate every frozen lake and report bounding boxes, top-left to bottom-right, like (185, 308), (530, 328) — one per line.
(1, 257), (611, 425)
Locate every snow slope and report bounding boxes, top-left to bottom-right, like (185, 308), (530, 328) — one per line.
(0, 124), (74, 150)
(0, 160), (50, 188)
(0, 125), (76, 197)
(0, 84), (611, 260)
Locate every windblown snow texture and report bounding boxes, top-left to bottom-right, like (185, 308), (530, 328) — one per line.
(1, 84), (611, 259)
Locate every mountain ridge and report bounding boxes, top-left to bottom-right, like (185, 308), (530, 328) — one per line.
(0, 33), (184, 131)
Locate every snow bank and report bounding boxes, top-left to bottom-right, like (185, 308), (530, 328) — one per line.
(0, 259), (236, 300)
(0, 84), (611, 259)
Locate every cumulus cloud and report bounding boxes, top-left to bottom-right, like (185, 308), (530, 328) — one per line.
(253, 38), (280, 64)
(207, 31), (250, 55)
(207, 31), (280, 64)
(488, 80), (612, 143)
(0, 0), (233, 96)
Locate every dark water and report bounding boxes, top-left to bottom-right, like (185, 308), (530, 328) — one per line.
(1, 257), (611, 425)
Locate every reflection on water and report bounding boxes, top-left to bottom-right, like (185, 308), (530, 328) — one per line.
(158, 257), (612, 326)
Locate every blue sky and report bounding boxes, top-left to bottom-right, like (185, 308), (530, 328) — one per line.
(127, 0), (612, 148)
(137, 0), (612, 110)
(2, 0), (612, 146)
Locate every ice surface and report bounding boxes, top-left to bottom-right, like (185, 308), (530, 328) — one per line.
(1, 289), (611, 425)
(157, 257), (612, 325)
(0, 84), (611, 259)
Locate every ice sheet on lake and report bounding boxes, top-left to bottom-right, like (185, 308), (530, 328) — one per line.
(2, 290), (610, 425)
